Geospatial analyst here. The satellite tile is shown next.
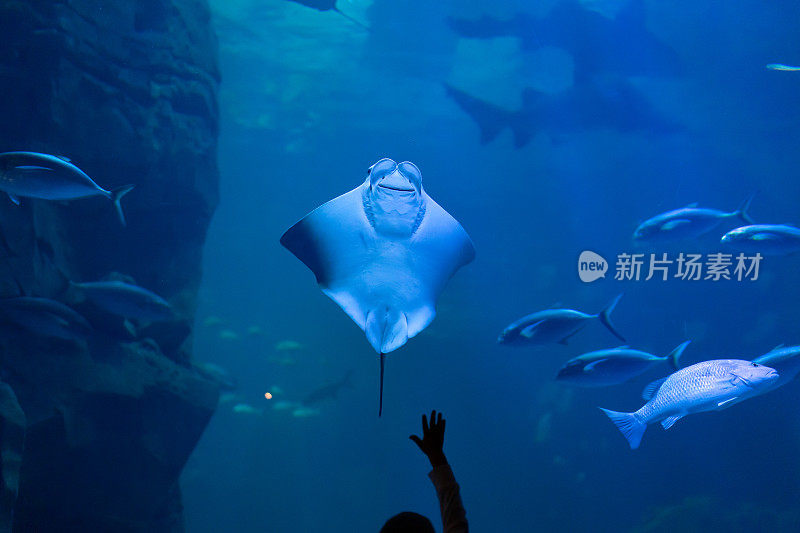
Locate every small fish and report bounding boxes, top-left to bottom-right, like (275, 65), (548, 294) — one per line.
(302, 370), (354, 406)
(72, 280), (173, 321)
(720, 224), (800, 255)
(272, 400), (299, 411)
(556, 341), (690, 387)
(269, 355), (297, 366)
(600, 359), (778, 449)
(246, 325), (264, 336)
(633, 197), (754, 242)
(766, 63), (800, 71)
(498, 293), (626, 346)
(0, 296), (91, 341)
(275, 340), (303, 352)
(219, 393), (238, 404)
(219, 329), (240, 341)
(232, 403), (262, 415)
(292, 406), (321, 418)
(0, 152), (134, 226)
(202, 316), (226, 327)
(752, 345), (800, 392)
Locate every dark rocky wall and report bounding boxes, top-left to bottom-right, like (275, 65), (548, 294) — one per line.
(0, 0), (222, 531)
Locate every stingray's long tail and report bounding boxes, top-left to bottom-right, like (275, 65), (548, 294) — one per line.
(379, 353), (385, 417)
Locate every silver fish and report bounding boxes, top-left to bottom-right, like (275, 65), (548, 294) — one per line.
(72, 280), (173, 321)
(721, 224), (800, 255)
(633, 197), (753, 242)
(556, 341), (689, 387)
(0, 151), (134, 226)
(600, 359), (778, 449)
(498, 293), (626, 346)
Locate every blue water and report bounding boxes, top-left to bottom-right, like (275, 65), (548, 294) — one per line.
(182, 1), (800, 531)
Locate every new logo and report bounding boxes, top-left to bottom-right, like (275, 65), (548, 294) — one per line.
(578, 251), (608, 282)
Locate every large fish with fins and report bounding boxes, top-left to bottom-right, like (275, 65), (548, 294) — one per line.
(556, 341), (690, 387)
(634, 197), (755, 242)
(0, 152), (134, 226)
(721, 224), (800, 256)
(0, 296), (91, 341)
(498, 294), (626, 347)
(600, 359), (778, 449)
(70, 280), (174, 322)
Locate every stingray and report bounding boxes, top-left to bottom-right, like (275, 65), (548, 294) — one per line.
(281, 158), (475, 416)
(284, 0), (370, 30)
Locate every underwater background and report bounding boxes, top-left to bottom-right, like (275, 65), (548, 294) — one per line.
(182, 0), (800, 531)
(1, 0), (800, 531)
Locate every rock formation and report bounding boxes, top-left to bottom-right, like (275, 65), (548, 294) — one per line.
(0, 0), (221, 530)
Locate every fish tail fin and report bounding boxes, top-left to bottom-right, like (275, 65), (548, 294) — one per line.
(735, 193), (756, 224)
(332, 6), (370, 31)
(598, 293), (626, 343)
(443, 83), (511, 145)
(378, 353), (385, 417)
(599, 408), (646, 449)
(666, 340), (691, 370)
(110, 184), (135, 227)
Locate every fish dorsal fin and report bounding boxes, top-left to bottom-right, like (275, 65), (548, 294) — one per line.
(57, 155), (72, 163)
(520, 320), (544, 339)
(718, 397), (738, 408)
(661, 415), (683, 430)
(614, 345), (630, 350)
(642, 377), (668, 401)
(685, 202), (699, 208)
(661, 219), (691, 231)
(769, 344), (785, 353)
(583, 359), (608, 372)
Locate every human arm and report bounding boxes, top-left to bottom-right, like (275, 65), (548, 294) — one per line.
(410, 411), (468, 533)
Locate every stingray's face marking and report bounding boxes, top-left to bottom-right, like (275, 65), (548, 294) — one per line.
(363, 158), (426, 237)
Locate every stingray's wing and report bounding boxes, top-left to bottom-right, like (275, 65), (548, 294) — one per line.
(280, 185), (373, 326)
(404, 194), (475, 337)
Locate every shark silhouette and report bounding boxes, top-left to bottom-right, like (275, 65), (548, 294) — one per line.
(447, 0), (682, 83)
(444, 78), (680, 147)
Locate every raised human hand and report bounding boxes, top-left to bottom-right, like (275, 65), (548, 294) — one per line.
(409, 410), (447, 467)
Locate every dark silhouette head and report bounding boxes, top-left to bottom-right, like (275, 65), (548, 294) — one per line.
(380, 512), (435, 533)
